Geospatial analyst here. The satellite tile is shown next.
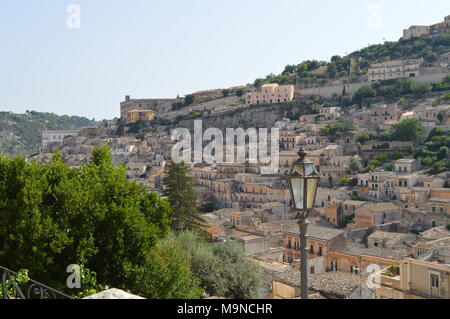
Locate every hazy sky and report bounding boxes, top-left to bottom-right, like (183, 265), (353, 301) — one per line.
(1, 0), (449, 120)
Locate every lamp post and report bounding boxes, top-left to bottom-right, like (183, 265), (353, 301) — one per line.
(287, 147), (319, 299)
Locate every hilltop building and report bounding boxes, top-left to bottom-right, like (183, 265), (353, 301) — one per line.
(368, 59), (424, 82)
(246, 84), (294, 105)
(120, 95), (176, 118)
(126, 109), (155, 123)
(402, 15), (450, 40)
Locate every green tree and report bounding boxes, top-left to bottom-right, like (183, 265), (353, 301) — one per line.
(327, 63), (338, 78)
(352, 86), (376, 105)
(349, 158), (362, 173)
(162, 161), (204, 231)
(222, 89), (230, 97)
(184, 94), (195, 106)
(411, 82), (432, 95)
(391, 118), (422, 141)
(0, 146), (172, 297)
(236, 89), (245, 97)
(131, 235), (204, 299)
(321, 121), (355, 141)
(175, 231), (263, 299)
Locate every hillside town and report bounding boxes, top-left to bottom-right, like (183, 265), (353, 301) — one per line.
(34, 52), (450, 299)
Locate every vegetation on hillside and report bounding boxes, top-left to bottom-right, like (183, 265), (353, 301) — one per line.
(349, 75), (450, 106)
(320, 120), (355, 141)
(414, 127), (450, 174)
(0, 111), (96, 155)
(254, 35), (450, 87)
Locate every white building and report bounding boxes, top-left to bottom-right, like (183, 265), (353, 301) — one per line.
(42, 130), (78, 147)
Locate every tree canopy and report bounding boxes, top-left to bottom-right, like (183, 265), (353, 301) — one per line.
(0, 145), (176, 296)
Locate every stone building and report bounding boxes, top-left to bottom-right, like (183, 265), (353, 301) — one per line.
(246, 83), (294, 105)
(368, 59), (424, 82)
(282, 220), (346, 264)
(377, 257), (450, 299)
(354, 202), (402, 229)
(395, 158), (421, 174)
(126, 109), (155, 123)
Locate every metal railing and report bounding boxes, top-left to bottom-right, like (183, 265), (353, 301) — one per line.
(1, 266), (73, 299)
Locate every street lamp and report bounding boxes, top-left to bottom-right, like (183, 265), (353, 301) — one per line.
(287, 147), (319, 299)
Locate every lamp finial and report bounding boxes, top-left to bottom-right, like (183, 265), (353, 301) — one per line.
(297, 147), (307, 160)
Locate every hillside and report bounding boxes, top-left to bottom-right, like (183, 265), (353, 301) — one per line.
(0, 111), (97, 155)
(254, 34), (450, 87)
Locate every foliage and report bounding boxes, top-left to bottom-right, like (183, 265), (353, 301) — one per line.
(74, 265), (104, 299)
(253, 35), (450, 88)
(126, 120), (153, 134)
(320, 121), (355, 141)
(390, 118), (422, 141)
(184, 94), (195, 106)
(162, 161), (204, 231)
(437, 92), (450, 104)
(0, 145), (172, 297)
(0, 269), (30, 299)
(131, 234), (204, 299)
(340, 214), (355, 228)
(356, 132), (376, 144)
(383, 265), (400, 277)
(198, 195), (220, 213)
(414, 128), (450, 174)
(348, 36), (450, 69)
(175, 231), (263, 299)
(235, 89), (245, 97)
(349, 158), (362, 173)
(353, 86), (376, 105)
(172, 94), (196, 111)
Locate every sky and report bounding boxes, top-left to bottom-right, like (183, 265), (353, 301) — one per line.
(0, 0), (449, 120)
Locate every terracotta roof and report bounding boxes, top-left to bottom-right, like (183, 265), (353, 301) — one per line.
(362, 202), (401, 212)
(274, 270), (370, 298)
(283, 222), (345, 241)
(368, 231), (416, 242)
(309, 272), (370, 298)
(336, 243), (411, 260)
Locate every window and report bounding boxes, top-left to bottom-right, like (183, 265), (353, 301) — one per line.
(310, 267), (315, 275)
(331, 261), (338, 272)
(431, 274), (440, 289)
